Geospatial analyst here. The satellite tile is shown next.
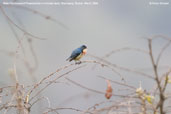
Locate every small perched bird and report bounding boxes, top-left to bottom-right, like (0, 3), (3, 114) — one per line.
(66, 45), (87, 64)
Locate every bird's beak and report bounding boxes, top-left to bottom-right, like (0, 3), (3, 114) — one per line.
(83, 49), (87, 55)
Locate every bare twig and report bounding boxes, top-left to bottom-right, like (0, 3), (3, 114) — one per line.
(0, 6), (46, 40)
(148, 39), (165, 114)
(29, 65), (86, 103)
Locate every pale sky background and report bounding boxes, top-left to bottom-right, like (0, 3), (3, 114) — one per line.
(0, 0), (171, 113)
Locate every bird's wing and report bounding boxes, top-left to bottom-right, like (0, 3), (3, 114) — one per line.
(69, 48), (82, 61)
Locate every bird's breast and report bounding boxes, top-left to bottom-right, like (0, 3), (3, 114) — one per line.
(75, 53), (84, 60)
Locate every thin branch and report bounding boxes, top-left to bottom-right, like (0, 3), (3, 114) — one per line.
(44, 107), (92, 114)
(0, 6), (46, 40)
(29, 65), (86, 103)
(30, 96), (51, 109)
(7, 5), (69, 30)
(97, 75), (136, 90)
(65, 77), (133, 98)
(86, 57), (154, 79)
(103, 47), (149, 58)
(148, 39), (165, 114)
(156, 40), (171, 67)
(27, 63), (78, 98)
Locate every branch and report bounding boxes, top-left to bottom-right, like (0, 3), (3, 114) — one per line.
(0, 6), (46, 40)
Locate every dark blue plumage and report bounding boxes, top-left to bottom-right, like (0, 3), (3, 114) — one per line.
(66, 45), (87, 62)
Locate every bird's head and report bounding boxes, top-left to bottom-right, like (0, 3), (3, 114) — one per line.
(81, 45), (87, 55)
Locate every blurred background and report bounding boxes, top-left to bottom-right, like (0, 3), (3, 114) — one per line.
(0, 0), (171, 113)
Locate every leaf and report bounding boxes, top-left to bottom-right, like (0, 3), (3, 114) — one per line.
(168, 80), (171, 83)
(25, 94), (30, 104)
(145, 95), (154, 104)
(167, 76), (171, 83)
(105, 80), (113, 99)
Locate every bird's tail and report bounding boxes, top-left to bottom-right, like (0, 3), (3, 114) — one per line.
(66, 57), (71, 61)
(66, 57), (73, 62)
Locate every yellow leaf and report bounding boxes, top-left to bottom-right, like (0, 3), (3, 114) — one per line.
(25, 94), (30, 104)
(168, 80), (171, 83)
(145, 95), (154, 104)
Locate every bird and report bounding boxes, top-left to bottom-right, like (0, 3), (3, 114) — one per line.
(66, 45), (87, 64)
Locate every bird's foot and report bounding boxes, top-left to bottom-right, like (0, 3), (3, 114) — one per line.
(75, 61), (82, 65)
